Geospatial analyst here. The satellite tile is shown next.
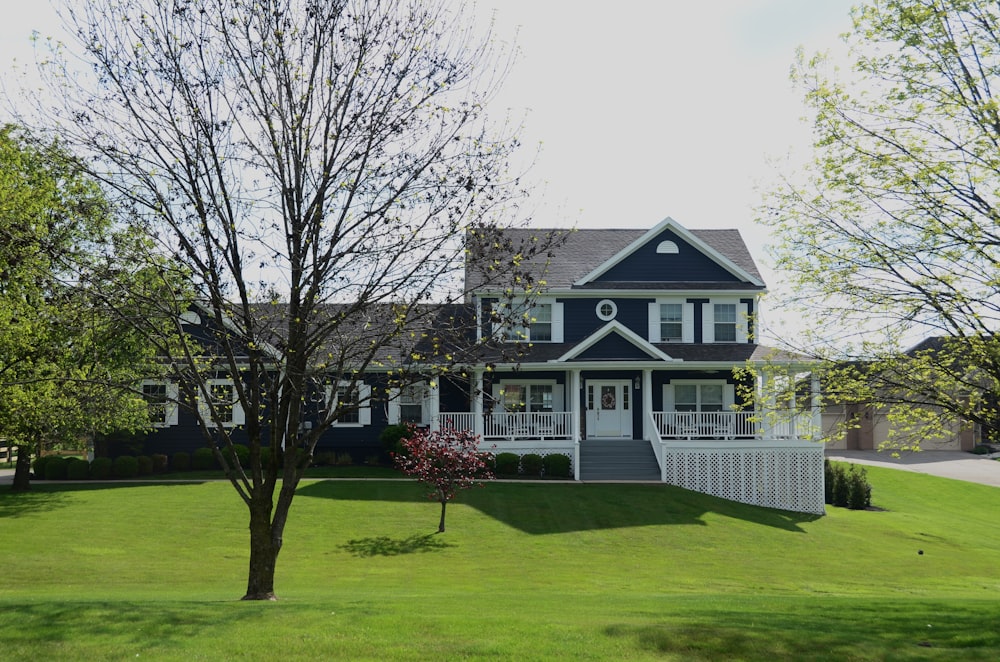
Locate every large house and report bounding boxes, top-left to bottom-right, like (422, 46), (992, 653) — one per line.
(139, 217), (826, 514)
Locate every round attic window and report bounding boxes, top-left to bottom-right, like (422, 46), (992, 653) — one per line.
(596, 299), (617, 321)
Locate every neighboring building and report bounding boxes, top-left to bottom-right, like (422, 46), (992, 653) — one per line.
(138, 217), (826, 514)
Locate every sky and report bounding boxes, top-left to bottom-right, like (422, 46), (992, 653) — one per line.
(0, 1), (858, 343)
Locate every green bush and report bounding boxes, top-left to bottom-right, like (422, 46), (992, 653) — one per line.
(136, 455), (154, 476)
(90, 457), (113, 480)
(335, 452), (353, 466)
(520, 453), (544, 477)
(824, 459), (836, 504)
(32, 455), (51, 479)
(113, 455), (139, 479)
(65, 457), (90, 480)
(313, 451), (337, 467)
(971, 444), (993, 455)
(543, 453), (572, 478)
(847, 465), (872, 510)
(365, 454), (382, 467)
(223, 443), (250, 468)
(495, 452), (520, 476)
(172, 452), (191, 472)
(151, 454), (169, 473)
(192, 447), (217, 471)
(43, 456), (68, 481)
(380, 424), (412, 455)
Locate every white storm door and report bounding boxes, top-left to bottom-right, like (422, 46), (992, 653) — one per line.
(585, 381), (632, 438)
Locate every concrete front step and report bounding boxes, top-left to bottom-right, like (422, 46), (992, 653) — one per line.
(578, 439), (661, 481)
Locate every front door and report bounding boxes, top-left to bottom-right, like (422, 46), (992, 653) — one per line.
(585, 380), (633, 438)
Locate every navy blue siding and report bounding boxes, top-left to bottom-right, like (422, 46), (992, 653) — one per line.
(560, 297), (652, 343)
(574, 334), (655, 361)
(593, 228), (740, 283)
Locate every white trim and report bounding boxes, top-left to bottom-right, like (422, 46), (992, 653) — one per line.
(198, 378), (245, 427)
(497, 297), (562, 343)
(141, 379), (179, 427)
(595, 299), (617, 321)
(327, 380), (372, 427)
(554, 321), (678, 363)
(573, 217), (766, 287)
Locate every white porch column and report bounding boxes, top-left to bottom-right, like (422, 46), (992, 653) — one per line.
(642, 368), (653, 440)
(428, 379), (441, 432)
(811, 371), (822, 441)
(759, 370), (773, 439)
(568, 369), (581, 442)
(472, 369), (485, 438)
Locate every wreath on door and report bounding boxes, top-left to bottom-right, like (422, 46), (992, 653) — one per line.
(601, 391), (616, 409)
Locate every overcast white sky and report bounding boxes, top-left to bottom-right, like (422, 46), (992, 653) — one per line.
(0, 1), (858, 342)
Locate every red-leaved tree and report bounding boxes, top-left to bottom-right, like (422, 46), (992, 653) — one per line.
(394, 426), (494, 533)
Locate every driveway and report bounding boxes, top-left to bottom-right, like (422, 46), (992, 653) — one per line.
(826, 450), (1000, 488)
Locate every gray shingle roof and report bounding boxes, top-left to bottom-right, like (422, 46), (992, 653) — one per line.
(465, 226), (763, 291)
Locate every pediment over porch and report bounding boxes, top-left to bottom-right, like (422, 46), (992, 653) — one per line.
(552, 321), (679, 363)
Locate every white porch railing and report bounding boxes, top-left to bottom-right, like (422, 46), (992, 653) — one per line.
(652, 411), (754, 439)
(439, 412), (574, 440)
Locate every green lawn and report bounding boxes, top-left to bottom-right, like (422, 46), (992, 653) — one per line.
(1, 465), (998, 660)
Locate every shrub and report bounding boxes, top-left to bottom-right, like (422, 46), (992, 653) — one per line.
(223, 443), (250, 468)
(192, 447), (217, 471)
(43, 456), (68, 481)
(313, 451), (337, 467)
(847, 465), (872, 510)
(172, 451), (191, 472)
(494, 452), (520, 476)
(65, 457), (90, 480)
(32, 455), (51, 479)
(151, 453), (169, 473)
(113, 455), (139, 479)
(90, 457), (113, 479)
(520, 453), (544, 477)
(136, 455), (154, 476)
(543, 453), (572, 478)
(831, 463), (850, 508)
(380, 424), (413, 455)
(365, 454), (381, 467)
(824, 459), (836, 504)
(335, 452), (353, 466)
(971, 444), (992, 455)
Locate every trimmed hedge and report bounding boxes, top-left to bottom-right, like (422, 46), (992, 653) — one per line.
(151, 454), (169, 473)
(32, 455), (51, 479)
(192, 447), (216, 471)
(495, 452), (520, 476)
(172, 452), (191, 472)
(825, 460), (872, 510)
(520, 453), (544, 477)
(542, 453), (572, 478)
(66, 457), (90, 480)
(113, 455), (139, 479)
(90, 457), (113, 480)
(44, 456), (68, 481)
(136, 455), (153, 476)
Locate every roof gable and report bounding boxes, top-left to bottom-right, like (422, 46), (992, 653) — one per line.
(574, 217), (764, 288)
(555, 321), (677, 363)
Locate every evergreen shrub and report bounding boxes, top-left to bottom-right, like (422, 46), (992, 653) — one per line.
(520, 453), (544, 477)
(112, 455), (139, 479)
(542, 453), (572, 478)
(495, 452), (520, 476)
(43, 456), (68, 481)
(90, 457), (113, 479)
(136, 455), (153, 476)
(65, 457), (90, 480)
(31, 455), (50, 479)
(192, 447), (216, 471)
(151, 454), (169, 473)
(172, 452), (191, 472)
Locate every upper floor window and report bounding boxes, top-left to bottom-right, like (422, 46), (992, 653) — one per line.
(326, 381), (372, 426)
(714, 303), (738, 342)
(199, 378), (246, 427)
(660, 303), (683, 342)
(142, 380), (178, 427)
(499, 299), (562, 343)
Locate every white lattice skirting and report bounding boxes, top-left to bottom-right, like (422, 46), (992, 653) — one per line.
(662, 446), (826, 515)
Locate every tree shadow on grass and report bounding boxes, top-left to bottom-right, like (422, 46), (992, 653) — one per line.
(296, 480), (821, 535)
(340, 533), (455, 557)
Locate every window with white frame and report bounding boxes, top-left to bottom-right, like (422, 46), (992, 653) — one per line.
(660, 303), (683, 342)
(499, 299), (562, 343)
(398, 384), (424, 423)
(141, 380), (178, 426)
(327, 381), (372, 426)
(199, 378), (245, 426)
(714, 303), (738, 342)
(498, 382), (557, 413)
(666, 381), (734, 413)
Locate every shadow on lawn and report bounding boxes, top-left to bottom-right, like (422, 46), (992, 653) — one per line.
(297, 480), (820, 535)
(340, 533), (455, 557)
(603, 598), (1000, 660)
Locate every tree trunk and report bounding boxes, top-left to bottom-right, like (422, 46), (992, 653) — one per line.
(243, 500), (280, 600)
(11, 446), (32, 492)
(438, 498), (447, 533)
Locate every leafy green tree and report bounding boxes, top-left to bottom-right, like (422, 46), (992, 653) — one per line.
(762, 0), (1000, 448)
(0, 125), (160, 491)
(29, 0), (560, 600)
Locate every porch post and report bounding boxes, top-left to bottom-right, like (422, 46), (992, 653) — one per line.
(811, 371), (822, 441)
(569, 368), (581, 481)
(759, 370), (773, 439)
(473, 369), (484, 438)
(642, 368), (653, 441)
(428, 379), (441, 432)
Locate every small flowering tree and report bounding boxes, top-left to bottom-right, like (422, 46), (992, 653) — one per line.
(394, 426), (494, 533)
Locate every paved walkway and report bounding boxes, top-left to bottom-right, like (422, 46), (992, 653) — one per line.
(826, 450), (1000, 488)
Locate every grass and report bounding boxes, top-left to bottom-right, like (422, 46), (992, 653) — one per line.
(1, 465), (998, 660)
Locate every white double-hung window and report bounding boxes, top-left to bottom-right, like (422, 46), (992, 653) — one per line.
(702, 300), (750, 343)
(648, 300), (694, 343)
(326, 381), (372, 426)
(198, 378), (246, 427)
(500, 299), (562, 342)
(141, 380), (179, 426)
